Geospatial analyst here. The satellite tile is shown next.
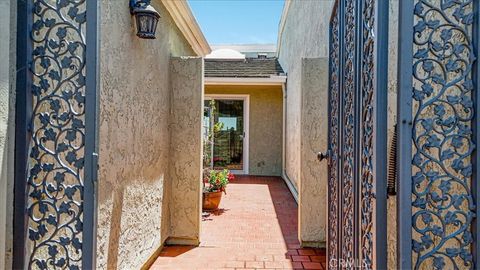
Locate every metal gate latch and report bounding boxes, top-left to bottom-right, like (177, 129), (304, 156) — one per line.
(317, 150), (330, 163)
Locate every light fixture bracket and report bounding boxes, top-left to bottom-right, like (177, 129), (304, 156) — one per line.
(129, 0), (152, 15)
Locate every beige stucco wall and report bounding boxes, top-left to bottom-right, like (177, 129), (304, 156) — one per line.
(97, 1), (199, 269)
(387, 0), (399, 269)
(278, 0), (335, 190)
(0, 0), (15, 268)
(278, 0), (334, 248)
(168, 57), (203, 245)
(299, 58), (328, 246)
(205, 85), (283, 176)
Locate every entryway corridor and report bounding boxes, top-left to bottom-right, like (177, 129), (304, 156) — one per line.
(150, 176), (326, 269)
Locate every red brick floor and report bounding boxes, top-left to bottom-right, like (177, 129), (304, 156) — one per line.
(150, 176), (326, 269)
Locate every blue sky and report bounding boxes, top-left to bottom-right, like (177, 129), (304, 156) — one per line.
(188, 0), (285, 45)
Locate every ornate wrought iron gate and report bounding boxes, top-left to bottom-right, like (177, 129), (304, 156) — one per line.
(14, 0), (99, 269)
(397, 1), (480, 269)
(325, 0), (388, 269)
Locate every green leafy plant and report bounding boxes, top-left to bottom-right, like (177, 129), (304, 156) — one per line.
(203, 169), (234, 194)
(203, 100), (224, 168)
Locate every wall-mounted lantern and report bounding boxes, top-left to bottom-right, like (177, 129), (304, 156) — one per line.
(129, 0), (160, 39)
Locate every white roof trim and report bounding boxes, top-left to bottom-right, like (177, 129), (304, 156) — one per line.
(205, 76), (287, 86)
(277, 0), (292, 56)
(161, 0), (211, 56)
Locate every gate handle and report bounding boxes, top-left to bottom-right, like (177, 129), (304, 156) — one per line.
(317, 150), (330, 162)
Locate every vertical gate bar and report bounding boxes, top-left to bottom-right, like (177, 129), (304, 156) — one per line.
(337, 1), (342, 266)
(358, 0), (368, 267)
(374, 0), (388, 269)
(396, 0), (413, 269)
(342, 0), (357, 265)
(354, 0), (361, 266)
(472, 0), (480, 266)
(327, 2), (339, 267)
(338, 0), (345, 266)
(13, 0), (32, 268)
(83, 0), (100, 268)
(327, 16), (332, 268)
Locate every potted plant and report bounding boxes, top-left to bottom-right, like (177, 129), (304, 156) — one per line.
(202, 169), (234, 211)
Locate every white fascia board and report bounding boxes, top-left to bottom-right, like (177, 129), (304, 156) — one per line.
(204, 76), (287, 86)
(161, 0), (211, 56)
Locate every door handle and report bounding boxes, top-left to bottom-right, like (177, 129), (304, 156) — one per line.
(317, 150), (331, 162)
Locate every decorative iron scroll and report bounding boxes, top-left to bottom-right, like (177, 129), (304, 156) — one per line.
(328, 0), (387, 269)
(360, 0), (375, 269)
(411, 0), (476, 269)
(27, 0), (87, 268)
(341, 0), (356, 262)
(328, 4), (340, 266)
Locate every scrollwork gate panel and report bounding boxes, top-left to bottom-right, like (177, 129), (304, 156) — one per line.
(14, 0), (99, 269)
(398, 1), (480, 269)
(327, 0), (388, 269)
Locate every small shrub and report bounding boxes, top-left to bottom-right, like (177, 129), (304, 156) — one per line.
(203, 169), (234, 194)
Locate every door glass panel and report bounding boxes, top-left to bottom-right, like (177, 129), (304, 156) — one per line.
(203, 101), (213, 168)
(204, 99), (244, 171)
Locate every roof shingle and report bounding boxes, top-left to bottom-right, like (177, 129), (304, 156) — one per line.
(204, 58), (285, 78)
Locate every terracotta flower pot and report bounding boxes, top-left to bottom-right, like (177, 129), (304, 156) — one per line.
(202, 190), (223, 211)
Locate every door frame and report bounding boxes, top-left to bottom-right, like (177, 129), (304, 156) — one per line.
(204, 94), (250, 175)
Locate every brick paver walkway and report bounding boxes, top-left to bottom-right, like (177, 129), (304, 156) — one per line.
(150, 176), (326, 269)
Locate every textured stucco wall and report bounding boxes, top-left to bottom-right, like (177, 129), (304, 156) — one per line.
(387, 1), (399, 268)
(0, 0), (15, 268)
(278, 0), (334, 247)
(278, 0), (335, 189)
(168, 57), (203, 245)
(97, 0), (197, 269)
(205, 85), (283, 176)
(299, 58), (328, 246)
